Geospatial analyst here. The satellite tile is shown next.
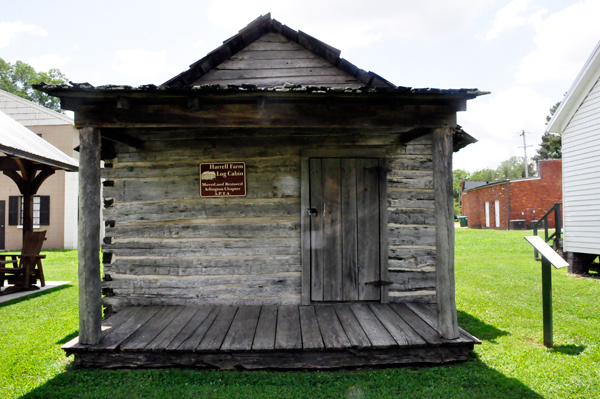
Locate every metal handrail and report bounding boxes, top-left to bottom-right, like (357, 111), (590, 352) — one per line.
(532, 202), (562, 260)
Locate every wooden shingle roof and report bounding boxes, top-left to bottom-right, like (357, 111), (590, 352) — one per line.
(163, 13), (395, 89)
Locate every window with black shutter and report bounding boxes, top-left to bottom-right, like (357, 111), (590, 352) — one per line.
(39, 196), (50, 225)
(7, 195), (50, 226)
(8, 196), (19, 225)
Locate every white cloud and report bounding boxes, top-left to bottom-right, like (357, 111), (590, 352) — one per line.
(0, 21), (47, 49)
(455, 86), (552, 171)
(516, 0), (600, 84)
(207, 0), (491, 50)
(485, 0), (537, 40)
(28, 54), (72, 71)
(111, 49), (167, 79)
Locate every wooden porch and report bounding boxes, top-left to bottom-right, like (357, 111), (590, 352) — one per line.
(63, 302), (479, 369)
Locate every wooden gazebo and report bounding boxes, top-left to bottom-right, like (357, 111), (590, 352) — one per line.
(37, 14), (486, 369)
(0, 110), (78, 241)
(0, 110), (78, 291)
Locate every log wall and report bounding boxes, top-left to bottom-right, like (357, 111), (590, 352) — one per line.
(101, 130), (436, 312)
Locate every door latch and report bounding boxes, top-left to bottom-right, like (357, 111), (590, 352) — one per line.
(307, 207), (318, 216)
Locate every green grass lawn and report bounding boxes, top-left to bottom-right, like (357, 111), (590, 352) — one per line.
(1, 229), (599, 398)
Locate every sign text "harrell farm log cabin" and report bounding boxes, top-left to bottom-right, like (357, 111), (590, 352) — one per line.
(199, 162), (246, 197)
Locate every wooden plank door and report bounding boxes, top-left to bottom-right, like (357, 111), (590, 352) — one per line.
(0, 200), (4, 250)
(309, 158), (380, 302)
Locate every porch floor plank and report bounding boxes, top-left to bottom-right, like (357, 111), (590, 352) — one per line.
(64, 303), (480, 370)
(333, 304), (371, 348)
(252, 306), (277, 350)
(299, 306), (324, 350)
(369, 303), (426, 347)
(147, 306), (201, 350)
(101, 307), (161, 350)
(121, 306), (184, 350)
(405, 302), (481, 344)
(169, 305), (216, 350)
(275, 305), (302, 350)
(350, 303), (396, 348)
(64, 306), (138, 350)
(221, 306), (261, 351)
(198, 306), (238, 351)
(391, 303), (444, 345)
(315, 305), (351, 349)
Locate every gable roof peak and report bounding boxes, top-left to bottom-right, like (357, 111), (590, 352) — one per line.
(547, 39), (600, 134)
(163, 14), (396, 89)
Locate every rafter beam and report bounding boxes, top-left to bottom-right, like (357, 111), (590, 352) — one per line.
(101, 130), (144, 149)
(31, 167), (56, 194)
(0, 156), (21, 170)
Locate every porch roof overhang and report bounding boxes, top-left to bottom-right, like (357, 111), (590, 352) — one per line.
(0, 110), (78, 172)
(35, 83), (484, 153)
(35, 83), (488, 108)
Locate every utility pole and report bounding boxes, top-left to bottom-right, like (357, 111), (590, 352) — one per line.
(518, 130), (533, 178)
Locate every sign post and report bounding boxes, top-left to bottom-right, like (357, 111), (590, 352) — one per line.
(524, 236), (569, 347)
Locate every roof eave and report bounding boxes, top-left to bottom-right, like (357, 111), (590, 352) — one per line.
(34, 83), (488, 101)
(453, 126), (478, 152)
(0, 144), (78, 171)
(465, 180), (509, 191)
(547, 39), (600, 134)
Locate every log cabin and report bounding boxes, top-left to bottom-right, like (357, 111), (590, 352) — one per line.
(36, 14), (488, 369)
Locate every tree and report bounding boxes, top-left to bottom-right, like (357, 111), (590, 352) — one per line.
(496, 155), (536, 178)
(497, 156), (523, 179)
(533, 132), (562, 160)
(534, 100), (562, 161)
(545, 101), (561, 125)
(452, 169), (469, 216)
(469, 168), (496, 182)
(452, 169), (469, 202)
(0, 57), (68, 112)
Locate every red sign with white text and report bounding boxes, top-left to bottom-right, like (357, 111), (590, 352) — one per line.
(200, 162), (246, 197)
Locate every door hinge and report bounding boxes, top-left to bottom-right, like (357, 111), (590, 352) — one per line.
(365, 280), (393, 287)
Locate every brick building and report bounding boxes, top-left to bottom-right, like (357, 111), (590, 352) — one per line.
(461, 159), (562, 229)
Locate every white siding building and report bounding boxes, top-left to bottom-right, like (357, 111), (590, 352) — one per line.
(547, 39), (600, 273)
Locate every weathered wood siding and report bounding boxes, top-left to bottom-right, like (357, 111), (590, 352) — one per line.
(386, 135), (436, 303)
(193, 33), (362, 88)
(101, 130), (436, 311)
(562, 75), (600, 254)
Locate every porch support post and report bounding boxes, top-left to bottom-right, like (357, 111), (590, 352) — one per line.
(78, 127), (102, 344)
(433, 126), (459, 339)
(21, 188), (34, 240)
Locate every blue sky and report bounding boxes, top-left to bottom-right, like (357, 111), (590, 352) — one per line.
(2, 0), (600, 171)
